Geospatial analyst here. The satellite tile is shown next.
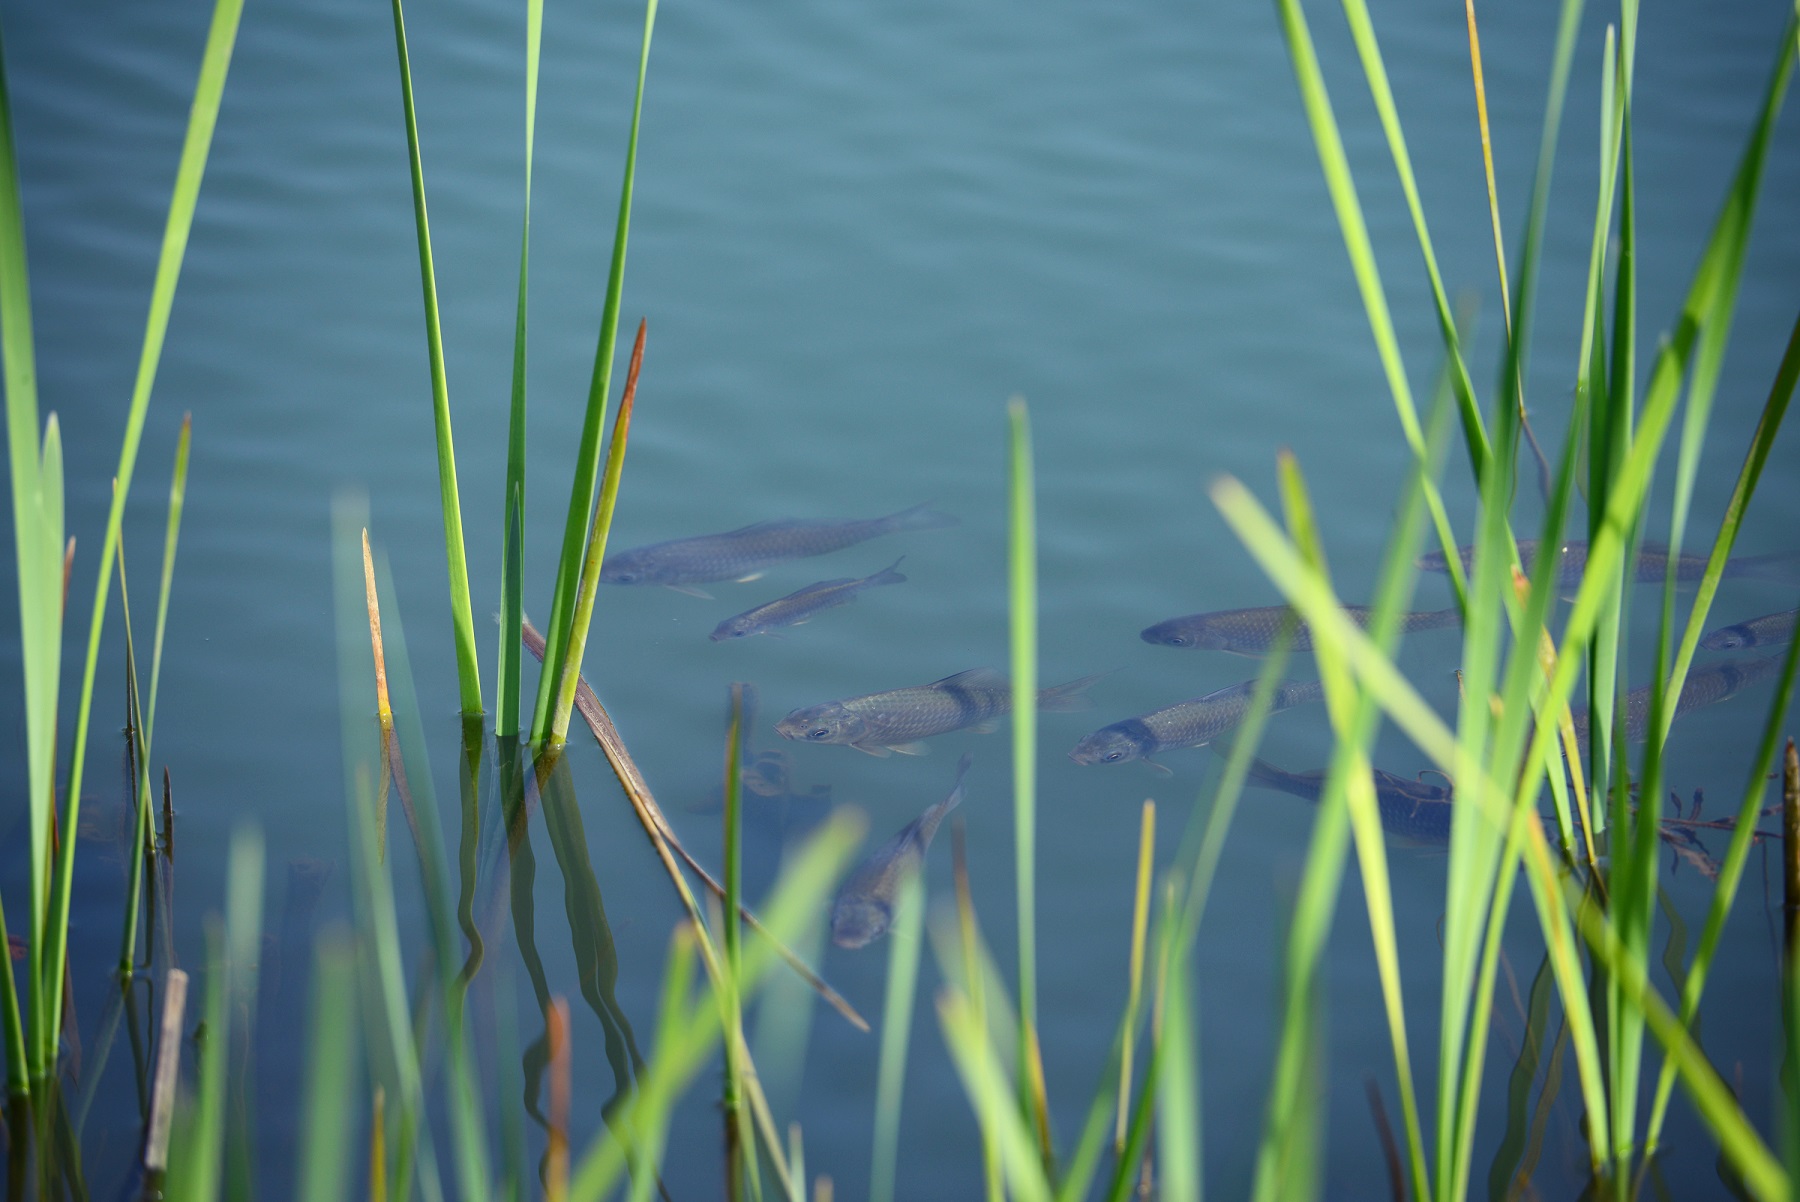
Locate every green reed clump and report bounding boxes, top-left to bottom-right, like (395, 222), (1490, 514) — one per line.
(0, 0), (241, 1136)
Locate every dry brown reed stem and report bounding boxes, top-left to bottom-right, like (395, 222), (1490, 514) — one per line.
(521, 618), (867, 1032)
(141, 968), (188, 1174)
(1783, 738), (1798, 962)
(547, 998), (571, 1202)
(361, 530), (392, 724)
(361, 529), (422, 861)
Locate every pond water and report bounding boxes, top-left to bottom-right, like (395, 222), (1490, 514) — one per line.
(4, 0), (1799, 1196)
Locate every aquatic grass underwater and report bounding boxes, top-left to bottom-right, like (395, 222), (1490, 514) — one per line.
(6, 0), (1800, 1199)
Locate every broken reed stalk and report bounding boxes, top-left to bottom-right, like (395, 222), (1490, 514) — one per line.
(520, 618), (867, 1031)
(141, 968), (189, 1175)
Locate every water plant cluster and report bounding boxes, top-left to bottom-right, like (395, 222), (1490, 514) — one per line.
(3, 0), (1798, 1198)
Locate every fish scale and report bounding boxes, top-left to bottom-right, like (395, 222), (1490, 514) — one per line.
(1069, 678), (1324, 770)
(600, 503), (954, 590)
(777, 667), (1104, 755)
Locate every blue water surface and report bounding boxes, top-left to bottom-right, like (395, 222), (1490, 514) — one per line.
(2, 0), (1797, 1196)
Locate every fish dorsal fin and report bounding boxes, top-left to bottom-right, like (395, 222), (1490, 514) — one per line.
(932, 667), (1006, 690)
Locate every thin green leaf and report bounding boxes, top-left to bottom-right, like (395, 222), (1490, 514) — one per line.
(387, 0), (481, 715)
(530, 0), (659, 746)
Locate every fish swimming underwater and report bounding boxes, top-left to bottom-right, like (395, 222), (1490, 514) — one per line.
(831, 753), (972, 949)
(1068, 679), (1324, 774)
(710, 558), (907, 641)
(1245, 756), (1456, 845)
(601, 504), (955, 597)
(1571, 654), (1785, 747)
(1140, 604), (1460, 655)
(1699, 608), (1798, 652)
(776, 667), (1104, 756)
(1417, 539), (1797, 589)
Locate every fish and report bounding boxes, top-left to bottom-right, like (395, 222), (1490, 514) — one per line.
(1068, 679), (1323, 774)
(1571, 654), (1785, 746)
(831, 754), (972, 948)
(776, 667), (1104, 756)
(1699, 608), (1798, 652)
(1417, 539), (1797, 589)
(1245, 757), (1455, 844)
(1140, 604), (1461, 655)
(710, 558), (907, 641)
(601, 504), (956, 597)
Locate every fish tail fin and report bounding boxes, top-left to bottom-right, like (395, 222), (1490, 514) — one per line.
(883, 502), (959, 533)
(1037, 670), (1113, 713)
(1243, 756), (1286, 790)
(872, 555), (908, 586)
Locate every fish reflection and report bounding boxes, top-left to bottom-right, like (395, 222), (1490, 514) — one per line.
(1068, 679), (1323, 774)
(1699, 608), (1797, 652)
(711, 558), (907, 641)
(1246, 757), (1454, 844)
(777, 667), (1103, 757)
(1417, 539), (1796, 588)
(601, 504), (955, 597)
(831, 754), (971, 948)
(1141, 604), (1459, 654)
(1571, 654), (1785, 746)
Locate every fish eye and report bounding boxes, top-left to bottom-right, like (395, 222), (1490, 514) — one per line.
(1167, 635), (1188, 646)
(1104, 750), (1124, 762)
(808, 727), (832, 740)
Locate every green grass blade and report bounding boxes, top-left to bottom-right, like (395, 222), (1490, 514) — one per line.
(530, 0), (659, 747)
(1155, 900), (1199, 1202)
(1646, 313), (1800, 1146)
(297, 937), (361, 1202)
(387, 0), (480, 716)
(369, 549), (494, 1197)
(47, 0), (243, 1085)
(870, 877), (924, 1202)
(1281, 0), (1474, 619)
(0, 16), (67, 1090)
(147, 412), (190, 743)
(550, 319), (643, 745)
(497, 0), (542, 738)
(938, 988), (1054, 1202)
(1005, 397), (1047, 1161)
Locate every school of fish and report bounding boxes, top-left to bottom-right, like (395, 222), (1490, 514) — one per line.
(592, 502), (1793, 945)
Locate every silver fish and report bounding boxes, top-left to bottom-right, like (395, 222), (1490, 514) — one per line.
(830, 754), (972, 949)
(1417, 539), (1796, 589)
(1141, 604), (1460, 655)
(1571, 654), (1785, 746)
(776, 667), (1103, 756)
(1068, 679), (1323, 774)
(1246, 757), (1455, 845)
(601, 504), (955, 597)
(1699, 608), (1798, 652)
(710, 558), (907, 641)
